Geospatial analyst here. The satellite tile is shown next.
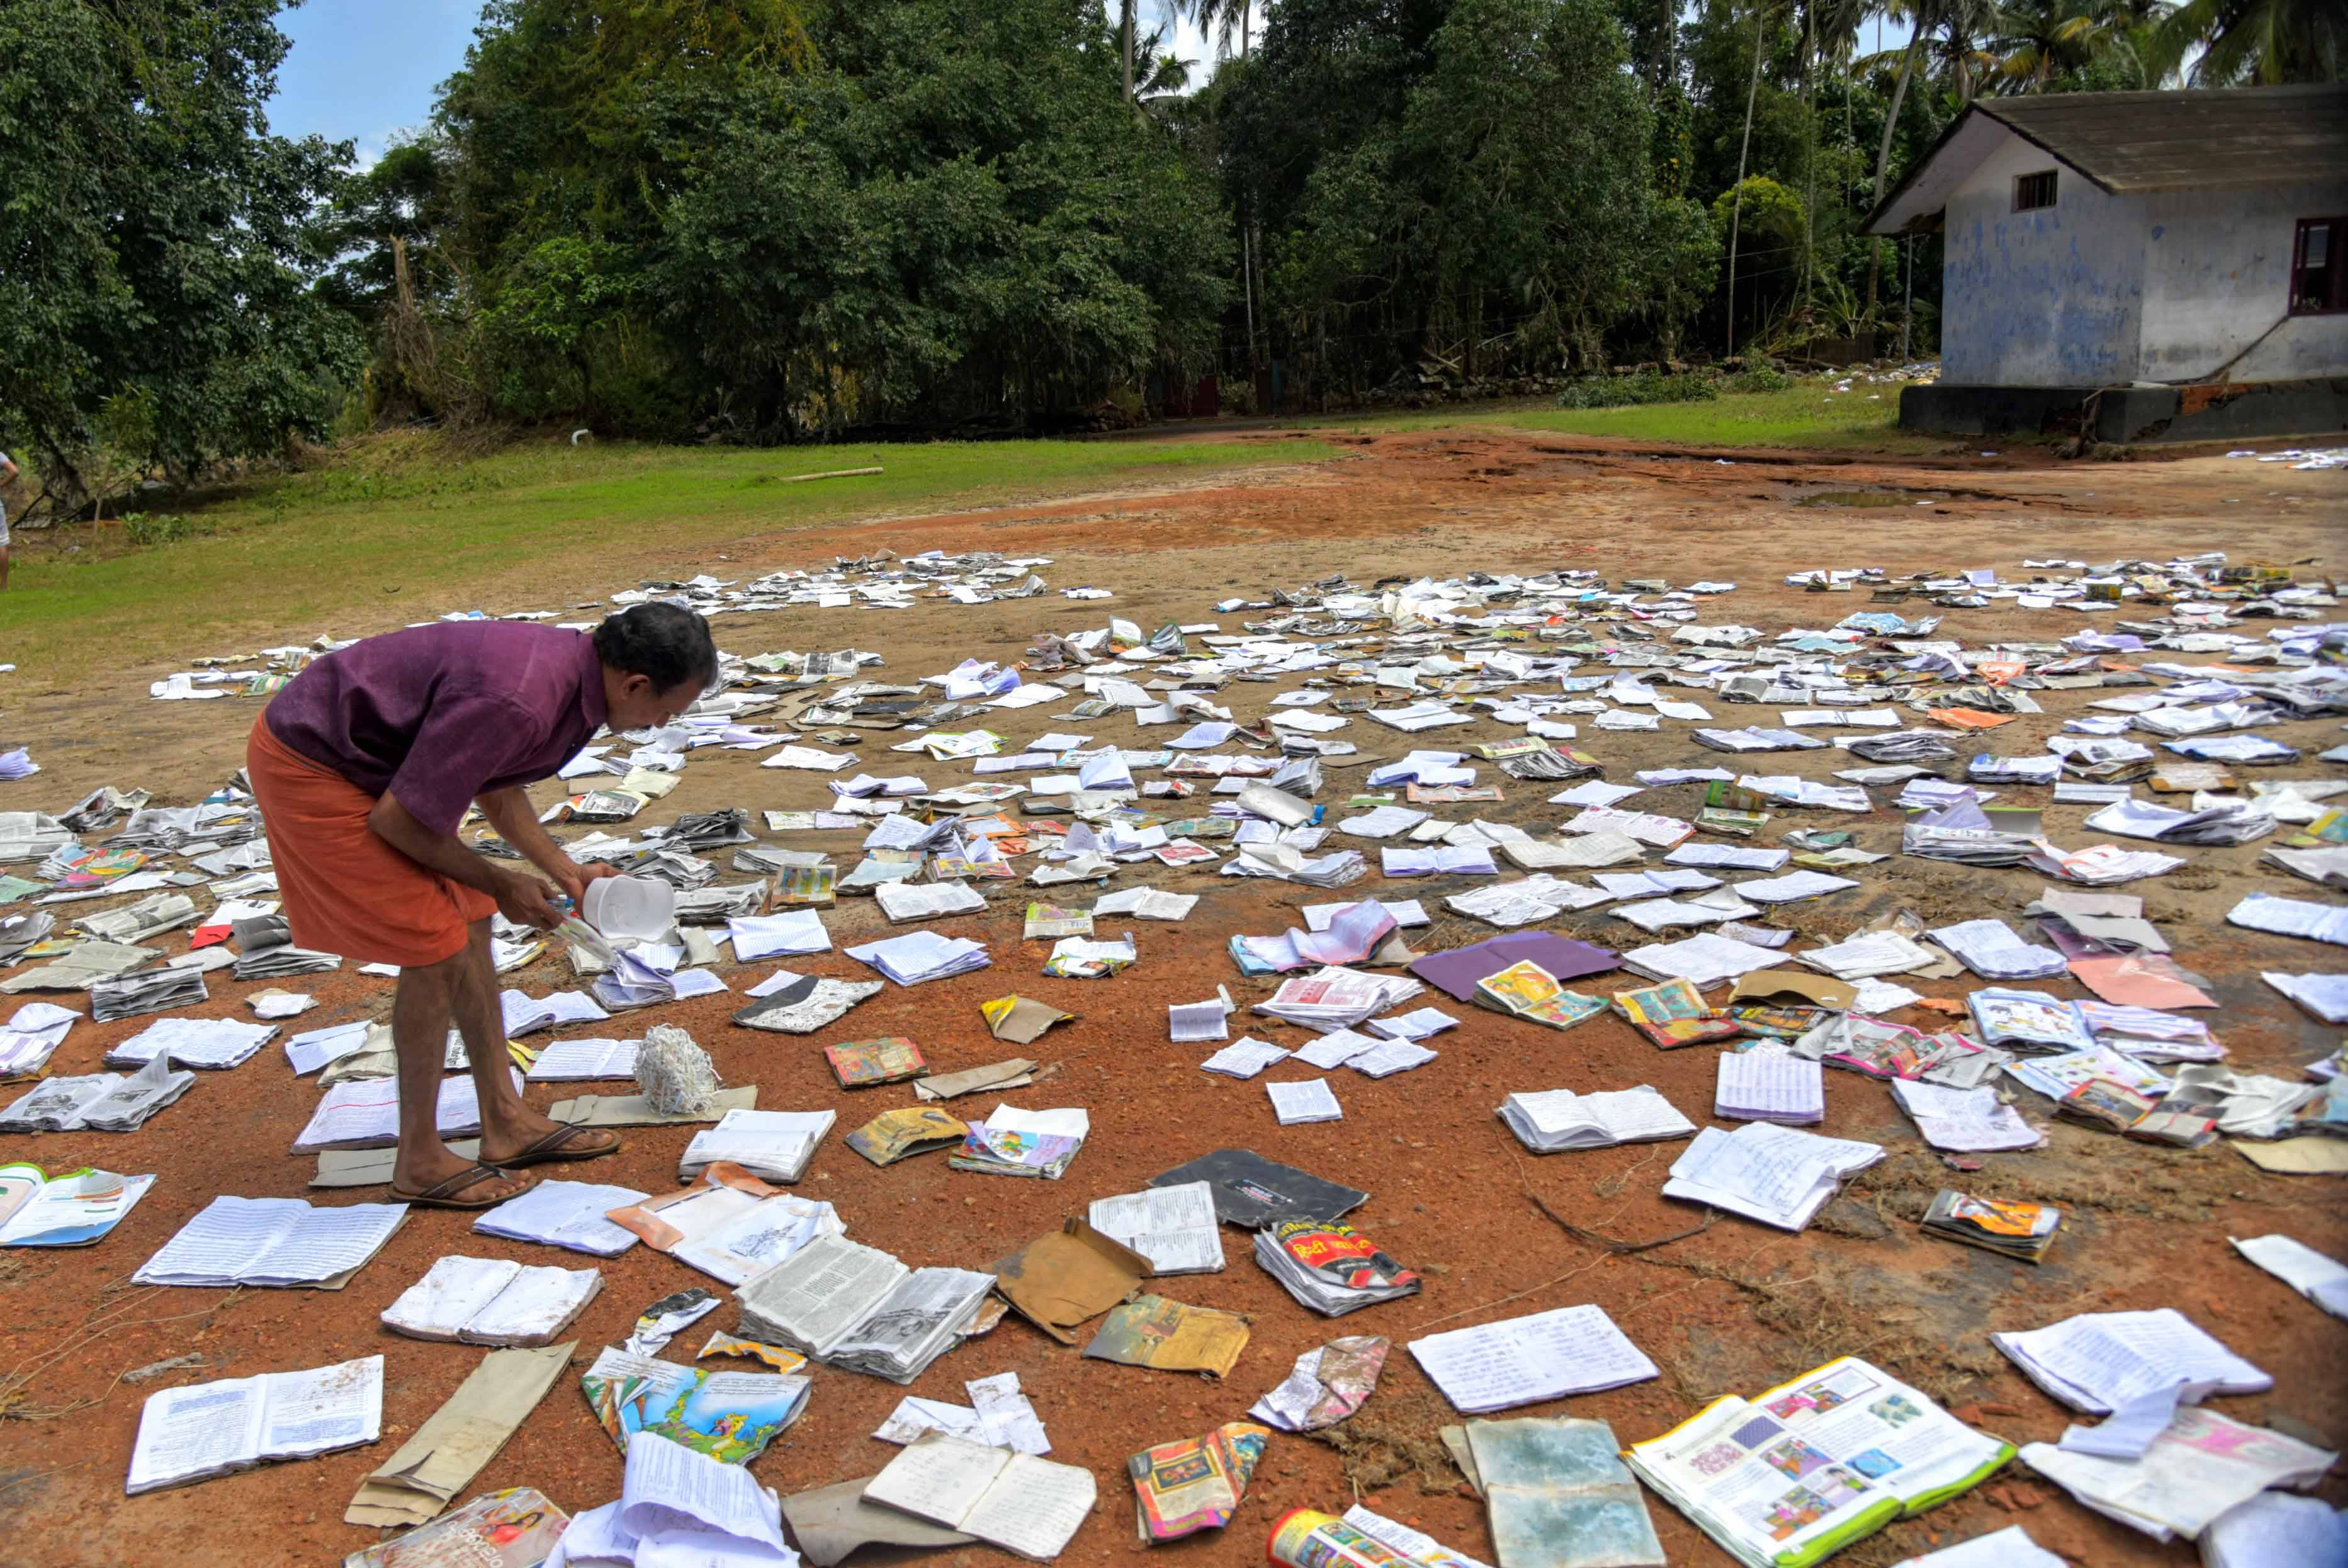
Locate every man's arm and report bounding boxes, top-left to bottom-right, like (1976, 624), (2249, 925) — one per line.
(473, 785), (617, 905)
(0, 457), (17, 485)
(367, 792), (566, 929)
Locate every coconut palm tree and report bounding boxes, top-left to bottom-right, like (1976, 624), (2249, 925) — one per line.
(2153, 0), (2344, 82)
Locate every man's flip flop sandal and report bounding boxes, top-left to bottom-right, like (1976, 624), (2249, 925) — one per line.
(496, 1123), (622, 1170)
(390, 1163), (536, 1210)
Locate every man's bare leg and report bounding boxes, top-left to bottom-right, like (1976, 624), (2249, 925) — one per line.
(390, 940), (531, 1200)
(448, 918), (618, 1164)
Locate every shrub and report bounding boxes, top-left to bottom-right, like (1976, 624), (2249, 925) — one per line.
(1725, 363), (1791, 393)
(1555, 371), (1719, 409)
(121, 513), (213, 547)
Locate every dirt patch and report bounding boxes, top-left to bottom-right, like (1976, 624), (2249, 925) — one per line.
(0, 426), (2341, 1567)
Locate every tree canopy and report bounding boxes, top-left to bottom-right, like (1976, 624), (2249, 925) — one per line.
(0, 0), (2336, 463)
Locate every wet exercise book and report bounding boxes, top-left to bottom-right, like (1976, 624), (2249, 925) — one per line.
(1409, 1304), (1658, 1414)
(1989, 1309), (2268, 1414)
(471, 1180), (649, 1258)
(380, 1255), (602, 1346)
(127, 1355), (383, 1494)
(134, 1195), (409, 1289)
(1498, 1086), (1698, 1152)
(1624, 1356), (2012, 1568)
(1715, 1050), (1826, 1125)
(862, 1431), (1097, 1562)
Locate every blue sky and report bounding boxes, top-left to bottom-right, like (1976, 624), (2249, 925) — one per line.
(264, 1), (1260, 165)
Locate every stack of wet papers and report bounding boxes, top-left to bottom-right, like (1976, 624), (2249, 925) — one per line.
(847, 930), (992, 984)
(677, 1108), (835, 1182)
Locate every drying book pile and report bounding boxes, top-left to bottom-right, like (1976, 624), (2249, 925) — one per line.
(736, 1233), (995, 1383)
(677, 1108), (835, 1182)
(1920, 1190), (2062, 1263)
(1252, 1219), (1421, 1316)
(1624, 1355), (2014, 1568)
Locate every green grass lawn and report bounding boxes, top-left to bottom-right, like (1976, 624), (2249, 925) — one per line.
(1301, 380), (1953, 452)
(0, 432), (1338, 681)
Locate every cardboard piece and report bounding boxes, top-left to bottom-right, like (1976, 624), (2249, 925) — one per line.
(1146, 1149), (1369, 1228)
(311, 1139), (480, 1188)
(846, 1107), (969, 1166)
(1083, 1294), (1250, 1377)
(549, 1086), (756, 1126)
(345, 1343), (573, 1527)
(1727, 969), (1857, 1011)
(916, 1058), (1044, 1102)
(980, 995), (1076, 1046)
(990, 1218), (1152, 1345)
(2232, 1137), (2348, 1175)
(781, 1475), (976, 1567)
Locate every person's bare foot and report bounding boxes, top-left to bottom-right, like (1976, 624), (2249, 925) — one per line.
(478, 1105), (621, 1166)
(392, 1144), (534, 1206)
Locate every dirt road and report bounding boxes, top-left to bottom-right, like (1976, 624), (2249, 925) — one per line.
(0, 426), (2342, 1568)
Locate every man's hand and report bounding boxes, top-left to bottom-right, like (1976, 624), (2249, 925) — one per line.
(551, 859), (622, 906)
(495, 867), (568, 930)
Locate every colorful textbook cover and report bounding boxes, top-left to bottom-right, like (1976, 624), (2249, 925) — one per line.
(578, 1346), (810, 1464)
(1623, 1356), (2012, 1568)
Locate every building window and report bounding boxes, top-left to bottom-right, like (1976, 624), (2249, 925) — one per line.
(2293, 218), (2345, 315)
(2013, 171), (2058, 212)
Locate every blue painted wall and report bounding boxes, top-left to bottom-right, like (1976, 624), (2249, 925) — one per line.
(1939, 133), (2144, 386)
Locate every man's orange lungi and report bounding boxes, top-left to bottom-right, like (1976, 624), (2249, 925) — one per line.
(244, 715), (495, 967)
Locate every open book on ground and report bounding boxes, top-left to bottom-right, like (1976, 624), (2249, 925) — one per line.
(1624, 1355), (2013, 1568)
(1409, 1304), (1657, 1414)
(380, 1255), (602, 1345)
(133, 1195), (408, 1288)
(127, 1355), (383, 1493)
(0, 1163), (153, 1247)
(1498, 1086), (1696, 1152)
(863, 1431), (1097, 1560)
(735, 1232), (995, 1383)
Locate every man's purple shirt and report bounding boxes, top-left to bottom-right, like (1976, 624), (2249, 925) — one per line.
(265, 623), (608, 835)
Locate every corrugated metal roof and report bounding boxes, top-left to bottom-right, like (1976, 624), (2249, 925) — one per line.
(1865, 85), (2348, 234)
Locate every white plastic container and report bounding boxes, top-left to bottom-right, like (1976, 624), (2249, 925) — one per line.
(582, 874), (675, 943)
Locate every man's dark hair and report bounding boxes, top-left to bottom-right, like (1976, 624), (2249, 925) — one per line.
(593, 603), (718, 693)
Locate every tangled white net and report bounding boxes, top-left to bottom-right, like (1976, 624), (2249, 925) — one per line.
(636, 1023), (723, 1115)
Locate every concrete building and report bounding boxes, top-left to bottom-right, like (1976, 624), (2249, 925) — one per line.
(1865, 85), (2348, 443)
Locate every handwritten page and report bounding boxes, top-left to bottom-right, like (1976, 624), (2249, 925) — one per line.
(962, 1451), (1097, 1560)
(1409, 1304), (1659, 1413)
(863, 1433), (1008, 1529)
